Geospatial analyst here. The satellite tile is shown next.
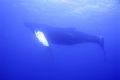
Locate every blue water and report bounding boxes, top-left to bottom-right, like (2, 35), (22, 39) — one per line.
(0, 0), (120, 80)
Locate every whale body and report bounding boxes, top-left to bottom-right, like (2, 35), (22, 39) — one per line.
(24, 22), (104, 47)
(24, 22), (106, 61)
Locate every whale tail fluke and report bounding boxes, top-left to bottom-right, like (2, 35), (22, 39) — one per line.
(99, 36), (106, 62)
(99, 36), (104, 48)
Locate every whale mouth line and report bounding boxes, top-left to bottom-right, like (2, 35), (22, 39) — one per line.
(35, 30), (49, 47)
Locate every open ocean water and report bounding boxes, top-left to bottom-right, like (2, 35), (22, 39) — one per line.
(0, 0), (120, 80)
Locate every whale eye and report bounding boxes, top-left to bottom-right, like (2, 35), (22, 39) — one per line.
(35, 31), (49, 47)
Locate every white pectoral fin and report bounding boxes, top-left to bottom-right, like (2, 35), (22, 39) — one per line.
(35, 31), (54, 62)
(35, 30), (49, 47)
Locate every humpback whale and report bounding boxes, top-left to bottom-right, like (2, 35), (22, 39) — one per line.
(24, 22), (106, 61)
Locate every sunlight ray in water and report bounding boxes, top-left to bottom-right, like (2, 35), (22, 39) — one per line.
(19, 0), (117, 16)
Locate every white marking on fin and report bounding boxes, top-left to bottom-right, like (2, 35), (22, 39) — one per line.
(35, 30), (49, 47)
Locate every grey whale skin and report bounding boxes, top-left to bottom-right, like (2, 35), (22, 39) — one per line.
(24, 22), (105, 61)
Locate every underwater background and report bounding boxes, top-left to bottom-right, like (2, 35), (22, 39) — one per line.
(0, 0), (120, 80)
